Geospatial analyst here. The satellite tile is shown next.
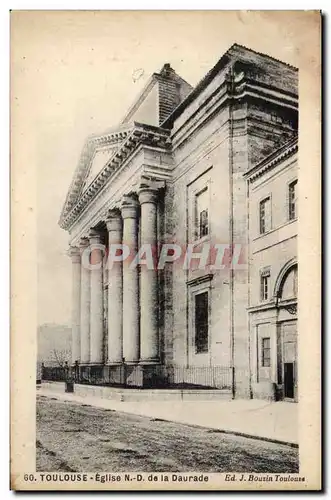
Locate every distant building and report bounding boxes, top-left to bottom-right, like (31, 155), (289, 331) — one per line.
(59, 44), (298, 400)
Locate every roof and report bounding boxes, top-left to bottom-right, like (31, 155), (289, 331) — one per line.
(162, 43), (298, 128)
(244, 136), (298, 182)
(121, 63), (193, 126)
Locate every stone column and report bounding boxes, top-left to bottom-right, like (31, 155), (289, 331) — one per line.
(79, 238), (90, 364)
(121, 195), (140, 363)
(106, 209), (123, 364)
(68, 246), (81, 365)
(138, 186), (159, 363)
(89, 229), (104, 364)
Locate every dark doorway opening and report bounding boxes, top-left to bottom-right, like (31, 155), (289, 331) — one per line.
(284, 362), (294, 399)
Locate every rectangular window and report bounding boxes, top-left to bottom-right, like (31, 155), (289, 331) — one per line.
(259, 197), (271, 234)
(262, 338), (271, 367)
(196, 188), (209, 239)
(199, 209), (209, 238)
(288, 180), (297, 220)
(195, 291), (209, 353)
(260, 273), (270, 301)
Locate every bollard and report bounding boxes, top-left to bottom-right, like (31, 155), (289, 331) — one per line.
(65, 381), (74, 393)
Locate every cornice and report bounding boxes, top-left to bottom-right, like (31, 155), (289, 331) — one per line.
(170, 76), (298, 152)
(59, 122), (171, 231)
(186, 273), (214, 287)
(162, 42), (297, 129)
(248, 297), (297, 314)
(244, 137), (298, 183)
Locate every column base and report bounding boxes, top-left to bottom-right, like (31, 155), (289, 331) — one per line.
(251, 381), (277, 401)
(79, 364), (104, 385)
(77, 363), (126, 386)
(124, 363), (166, 388)
(103, 364), (125, 386)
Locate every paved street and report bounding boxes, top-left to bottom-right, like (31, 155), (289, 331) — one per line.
(37, 395), (299, 473)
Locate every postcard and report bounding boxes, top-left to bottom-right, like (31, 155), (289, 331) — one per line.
(10, 10), (321, 491)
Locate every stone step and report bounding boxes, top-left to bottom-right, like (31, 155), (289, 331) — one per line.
(39, 381), (232, 402)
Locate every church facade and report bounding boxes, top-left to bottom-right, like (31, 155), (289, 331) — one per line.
(59, 44), (298, 400)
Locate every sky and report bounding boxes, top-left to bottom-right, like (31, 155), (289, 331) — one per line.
(11, 11), (315, 326)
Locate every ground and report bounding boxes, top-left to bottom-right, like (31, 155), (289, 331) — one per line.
(36, 395), (299, 473)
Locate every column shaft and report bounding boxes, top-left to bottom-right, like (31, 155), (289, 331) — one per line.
(89, 230), (104, 364)
(69, 247), (81, 364)
(80, 239), (90, 364)
(106, 211), (123, 363)
(121, 196), (140, 363)
(139, 189), (159, 363)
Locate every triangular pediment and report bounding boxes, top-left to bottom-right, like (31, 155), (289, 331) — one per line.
(59, 121), (172, 230)
(59, 125), (132, 225)
(82, 143), (120, 193)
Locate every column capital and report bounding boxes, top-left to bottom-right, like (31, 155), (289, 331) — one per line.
(89, 229), (102, 245)
(79, 237), (90, 249)
(106, 209), (122, 233)
(121, 194), (139, 220)
(68, 246), (81, 263)
(138, 177), (165, 205)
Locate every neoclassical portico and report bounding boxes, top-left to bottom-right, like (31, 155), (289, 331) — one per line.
(68, 178), (165, 384)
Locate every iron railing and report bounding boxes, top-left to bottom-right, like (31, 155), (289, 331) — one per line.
(40, 362), (232, 390)
(160, 365), (232, 389)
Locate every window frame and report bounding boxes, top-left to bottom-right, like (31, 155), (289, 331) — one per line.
(260, 267), (271, 302)
(259, 195), (272, 235)
(194, 186), (210, 241)
(187, 170), (212, 245)
(194, 290), (209, 354)
(288, 179), (298, 221)
(261, 337), (271, 368)
(199, 207), (209, 239)
(187, 274), (213, 359)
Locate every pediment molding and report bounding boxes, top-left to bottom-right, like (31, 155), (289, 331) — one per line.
(59, 122), (171, 230)
(59, 126), (132, 225)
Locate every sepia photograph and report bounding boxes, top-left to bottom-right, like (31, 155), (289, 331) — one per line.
(10, 10), (321, 490)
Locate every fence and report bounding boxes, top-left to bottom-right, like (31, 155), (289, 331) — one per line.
(41, 364), (72, 382)
(160, 365), (232, 390)
(40, 363), (233, 390)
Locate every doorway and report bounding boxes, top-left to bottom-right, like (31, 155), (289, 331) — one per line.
(282, 321), (297, 401)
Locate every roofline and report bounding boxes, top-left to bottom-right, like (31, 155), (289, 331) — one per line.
(121, 66), (193, 125)
(59, 126), (133, 222)
(231, 43), (298, 71)
(244, 136), (298, 181)
(120, 74), (157, 125)
(162, 43), (298, 128)
(161, 51), (231, 128)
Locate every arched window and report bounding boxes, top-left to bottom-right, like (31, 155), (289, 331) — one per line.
(274, 259), (298, 300)
(280, 266), (298, 299)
